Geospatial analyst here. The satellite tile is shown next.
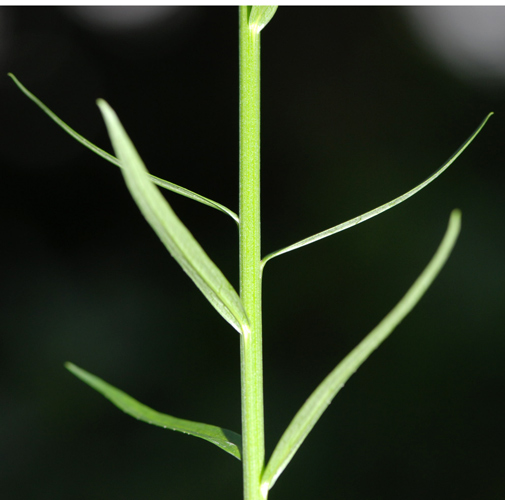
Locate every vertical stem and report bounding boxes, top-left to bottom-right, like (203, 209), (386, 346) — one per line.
(239, 6), (265, 500)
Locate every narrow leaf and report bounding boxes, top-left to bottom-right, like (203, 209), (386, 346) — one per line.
(8, 73), (238, 224)
(65, 362), (242, 460)
(261, 114), (492, 271)
(249, 6), (278, 33)
(261, 209), (462, 491)
(97, 99), (249, 335)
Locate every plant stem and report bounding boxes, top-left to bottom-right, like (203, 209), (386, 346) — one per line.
(239, 6), (265, 500)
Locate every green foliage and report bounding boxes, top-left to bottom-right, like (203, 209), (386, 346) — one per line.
(261, 210), (461, 491)
(261, 114), (492, 271)
(97, 99), (249, 335)
(7, 73), (239, 223)
(248, 6), (278, 33)
(11, 5), (492, 500)
(65, 363), (242, 460)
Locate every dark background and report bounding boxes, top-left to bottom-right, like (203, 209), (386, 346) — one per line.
(1, 6), (504, 499)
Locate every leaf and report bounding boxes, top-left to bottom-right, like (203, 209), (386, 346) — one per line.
(249, 6), (278, 33)
(65, 362), (242, 460)
(261, 114), (492, 271)
(97, 99), (250, 335)
(261, 209), (462, 492)
(7, 73), (239, 224)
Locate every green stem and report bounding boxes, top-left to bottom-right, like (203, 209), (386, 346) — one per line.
(239, 6), (265, 500)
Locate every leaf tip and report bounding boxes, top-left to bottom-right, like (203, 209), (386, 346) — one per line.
(249, 5), (278, 33)
(64, 361), (78, 374)
(96, 98), (109, 112)
(65, 362), (89, 383)
(449, 208), (462, 232)
(96, 99), (119, 134)
(7, 72), (21, 87)
(482, 111), (494, 124)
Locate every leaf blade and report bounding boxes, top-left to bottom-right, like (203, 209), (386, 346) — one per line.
(249, 6), (278, 33)
(261, 114), (492, 270)
(65, 362), (242, 460)
(261, 209), (462, 491)
(97, 99), (249, 335)
(8, 73), (239, 224)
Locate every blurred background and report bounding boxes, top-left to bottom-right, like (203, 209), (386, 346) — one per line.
(1, 6), (504, 499)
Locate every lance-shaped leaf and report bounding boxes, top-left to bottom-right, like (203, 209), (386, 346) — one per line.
(65, 362), (242, 460)
(8, 73), (238, 224)
(249, 6), (278, 33)
(97, 99), (249, 335)
(261, 209), (462, 492)
(261, 114), (491, 272)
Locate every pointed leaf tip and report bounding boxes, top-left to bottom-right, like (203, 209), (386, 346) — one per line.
(8, 74), (238, 223)
(249, 6), (278, 33)
(261, 113), (491, 271)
